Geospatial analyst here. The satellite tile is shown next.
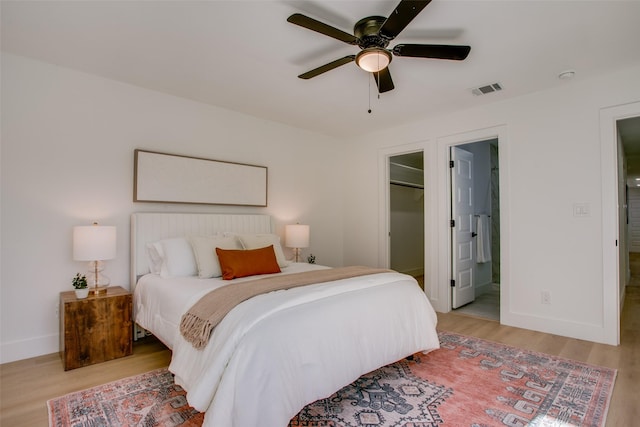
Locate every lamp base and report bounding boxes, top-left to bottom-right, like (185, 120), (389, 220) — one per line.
(89, 285), (109, 296)
(87, 261), (110, 295)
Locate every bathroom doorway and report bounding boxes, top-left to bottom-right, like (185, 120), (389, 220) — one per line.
(451, 139), (500, 321)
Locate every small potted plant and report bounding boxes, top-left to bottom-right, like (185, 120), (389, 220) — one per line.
(72, 273), (89, 299)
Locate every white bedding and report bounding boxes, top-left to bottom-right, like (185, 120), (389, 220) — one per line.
(134, 263), (330, 348)
(134, 264), (440, 427)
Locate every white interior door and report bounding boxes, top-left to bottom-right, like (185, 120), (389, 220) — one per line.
(451, 146), (475, 308)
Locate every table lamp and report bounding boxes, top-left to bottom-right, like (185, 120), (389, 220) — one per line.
(73, 222), (116, 295)
(285, 224), (309, 263)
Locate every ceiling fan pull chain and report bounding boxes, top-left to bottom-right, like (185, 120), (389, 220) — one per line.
(368, 74), (372, 113)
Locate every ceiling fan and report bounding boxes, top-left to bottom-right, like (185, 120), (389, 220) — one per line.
(287, 0), (471, 93)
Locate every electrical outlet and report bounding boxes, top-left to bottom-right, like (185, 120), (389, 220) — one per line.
(541, 290), (551, 305)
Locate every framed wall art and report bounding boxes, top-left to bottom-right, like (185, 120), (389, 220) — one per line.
(134, 149), (268, 206)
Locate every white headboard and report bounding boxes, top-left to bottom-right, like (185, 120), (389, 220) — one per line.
(130, 212), (274, 287)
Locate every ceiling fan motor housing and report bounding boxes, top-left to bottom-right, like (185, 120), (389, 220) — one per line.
(354, 16), (390, 49)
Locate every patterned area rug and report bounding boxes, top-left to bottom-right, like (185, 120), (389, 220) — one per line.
(47, 369), (203, 426)
(47, 331), (616, 427)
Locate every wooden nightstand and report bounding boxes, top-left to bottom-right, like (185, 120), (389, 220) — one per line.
(59, 286), (133, 370)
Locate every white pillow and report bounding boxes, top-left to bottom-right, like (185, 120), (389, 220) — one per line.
(154, 238), (198, 278)
(238, 233), (290, 268)
(145, 243), (163, 275)
(189, 235), (242, 278)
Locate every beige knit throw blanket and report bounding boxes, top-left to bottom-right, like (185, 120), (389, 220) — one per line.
(180, 266), (390, 349)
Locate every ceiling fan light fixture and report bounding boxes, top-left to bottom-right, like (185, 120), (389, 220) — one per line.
(289, 1), (471, 92)
(356, 48), (391, 73)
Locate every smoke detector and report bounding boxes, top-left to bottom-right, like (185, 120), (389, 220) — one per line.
(471, 82), (503, 96)
(558, 70), (576, 80)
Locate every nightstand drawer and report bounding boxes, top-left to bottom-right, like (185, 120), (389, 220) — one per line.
(59, 286), (132, 370)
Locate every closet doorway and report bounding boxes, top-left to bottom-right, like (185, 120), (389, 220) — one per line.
(451, 139), (501, 321)
(389, 151), (425, 289)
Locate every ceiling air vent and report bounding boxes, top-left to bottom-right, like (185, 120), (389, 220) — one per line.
(471, 82), (503, 96)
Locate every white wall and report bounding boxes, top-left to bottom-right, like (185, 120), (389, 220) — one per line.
(343, 64), (640, 345)
(3, 52), (640, 362)
(0, 53), (345, 363)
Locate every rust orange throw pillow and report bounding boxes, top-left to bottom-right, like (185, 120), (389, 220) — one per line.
(215, 245), (281, 280)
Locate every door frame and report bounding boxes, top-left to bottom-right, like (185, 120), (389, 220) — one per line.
(600, 101), (640, 346)
(436, 125), (509, 314)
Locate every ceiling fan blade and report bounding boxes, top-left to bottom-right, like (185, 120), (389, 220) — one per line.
(287, 13), (358, 45)
(298, 55), (356, 79)
(379, 0), (432, 40)
(393, 44), (471, 60)
(373, 67), (395, 93)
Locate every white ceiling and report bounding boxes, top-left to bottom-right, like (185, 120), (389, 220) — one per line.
(2, 0), (640, 139)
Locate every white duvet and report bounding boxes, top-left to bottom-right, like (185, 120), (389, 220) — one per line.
(134, 264), (440, 427)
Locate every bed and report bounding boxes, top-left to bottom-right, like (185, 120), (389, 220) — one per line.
(131, 212), (440, 427)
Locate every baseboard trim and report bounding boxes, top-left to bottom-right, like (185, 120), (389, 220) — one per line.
(0, 333), (59, 364)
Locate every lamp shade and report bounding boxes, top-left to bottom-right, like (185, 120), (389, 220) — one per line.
(285, 224), (309, 248)
(73, 225), (116, 261)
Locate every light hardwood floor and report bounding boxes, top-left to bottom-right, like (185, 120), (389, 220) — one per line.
(2, 274), (639, 426)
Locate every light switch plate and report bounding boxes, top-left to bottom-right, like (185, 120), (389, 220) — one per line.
(573, 203), (590, 217)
